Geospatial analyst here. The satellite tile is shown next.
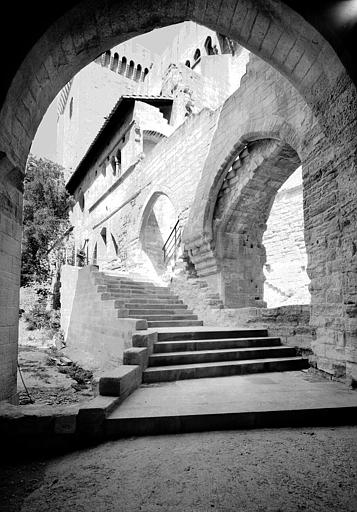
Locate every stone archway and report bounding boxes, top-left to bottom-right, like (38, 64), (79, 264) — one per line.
(138, 192), (177, 277)
(1, 0), (357, 400)
(212, 138), (301, 308)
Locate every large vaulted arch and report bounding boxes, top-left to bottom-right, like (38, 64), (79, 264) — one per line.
(1, 0), (357, 400)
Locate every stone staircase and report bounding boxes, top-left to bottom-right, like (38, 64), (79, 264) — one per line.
(97, 272), (203, 328)
(142, 328), (309, 383)
(97, 271), (308, 383)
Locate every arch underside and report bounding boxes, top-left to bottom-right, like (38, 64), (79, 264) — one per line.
(0, 0), (356, 400)
(214, 139), (301, 307)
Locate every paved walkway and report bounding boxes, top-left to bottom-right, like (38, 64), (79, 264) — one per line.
(109, 370), (357, 419)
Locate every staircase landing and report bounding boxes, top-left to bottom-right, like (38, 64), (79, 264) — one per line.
(105, 370), (357, 437)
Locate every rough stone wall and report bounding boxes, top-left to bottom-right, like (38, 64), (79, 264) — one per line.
(1, 0), (357, 402)
(263, 173), (310, 307)
(183, 52), (357, 381)
(60, 265), (138, 370)
(0, 160), (22, 403)
(70, 106), (220, 274)
(161, 51), (249, 128)
(170, 274), (314, 354)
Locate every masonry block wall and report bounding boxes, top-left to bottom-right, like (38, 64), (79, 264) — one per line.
(70, 106), (220, 274)
(61, 265), (138, 370)
(0, 160), (22, 403)
(263, 173), (310, 307)
(183, 51), (357, 381)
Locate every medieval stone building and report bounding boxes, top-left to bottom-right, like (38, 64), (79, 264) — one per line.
(1, 2), (357, 405)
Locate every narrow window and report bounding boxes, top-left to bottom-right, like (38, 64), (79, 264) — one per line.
(69, 97), (74, 119)
(135, 64), (142, 82)
(143, 68), (149, 82)
(128, 60), (135, 79)
(185, 60), (191, 68)
(194, 49), (201, 61)
(112, 53), (119, 72)
(104, 50), (111, 67)
(119, 57), (127, 75)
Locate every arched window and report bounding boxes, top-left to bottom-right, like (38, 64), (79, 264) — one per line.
(143, 68), (149, 82)
(69, 97), (74, 119)
(111, 52), (119, 72)
(185, 60), (191, 68)
(204, 36), (215, 55)
(104, 50), (111, 67)
(134, 64), (142, 82)
(127, 60), (135, 79)
(119, 56), (127, 75)
(194, 49), (201, 61)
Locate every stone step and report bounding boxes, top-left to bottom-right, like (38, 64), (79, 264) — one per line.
(114, 298), (184, 306)
(107, 288), (178, 299)
(104, 292), (180, 300)
(149, 346), (295, 366)
(147, 320), (204, 328)
(107, 283), (170, 291)
(127, 303), (188, 310)
(128, 314), (198, 321)
(143, 357), (309, 383)
(102, 277), (162, 287)
(106, 285), (171, 295)
(128, 309), (193, 316)
(157, 329), (268, 341)
(153, 337), (282, 353)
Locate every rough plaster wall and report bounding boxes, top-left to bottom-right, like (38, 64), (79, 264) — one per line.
(60, 265), (138, 370)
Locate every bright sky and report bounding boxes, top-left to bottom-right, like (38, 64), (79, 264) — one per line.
(30, 24), (184, 164)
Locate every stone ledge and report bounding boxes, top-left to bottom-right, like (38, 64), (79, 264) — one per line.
(98, 365), (141, 397)
(0, 402), (78, 436)
(123, 347), (148, 369)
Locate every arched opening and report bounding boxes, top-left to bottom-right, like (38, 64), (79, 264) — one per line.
(142, 67), (149, 82)
(212, 139), (310, 308)
(119, 56), (127, 76)
(134, 64), (142, 82)
(142, 130), (166, 157)
(185, 60), (191, 68)
(139, 193), (177, 277)
(193, 48), (201, 62)
(103, 50), (111, 68)
(0, 1), (356, 400)
(127, 60), (135, 79)
(111, 52), (119, 72)
(263, 166), (310, 307)
(204, 36), (215, 55)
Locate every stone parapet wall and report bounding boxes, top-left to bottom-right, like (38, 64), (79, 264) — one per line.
(170, 274), (314, 355)
(60, 265), (140, 371)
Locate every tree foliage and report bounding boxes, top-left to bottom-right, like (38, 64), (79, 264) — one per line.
(21, 155), (73, 286)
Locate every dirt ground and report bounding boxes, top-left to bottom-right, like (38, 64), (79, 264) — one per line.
(0, 427), (356, 512)
(17, 317), (94, 406)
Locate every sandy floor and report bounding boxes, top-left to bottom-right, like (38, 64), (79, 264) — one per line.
(1, 427), (356, 512)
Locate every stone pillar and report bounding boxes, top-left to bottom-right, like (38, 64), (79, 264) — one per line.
(0, 153), (24, 403)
